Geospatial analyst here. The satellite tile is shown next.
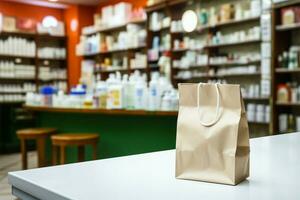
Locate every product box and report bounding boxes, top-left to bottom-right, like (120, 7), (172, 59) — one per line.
(101, 5), (114, 26)
(220, 4), (234, 22)
(17, 18), (36, 32)
(94, 13), (102, 26)
(49, 21), (65, 36)
(114, 2), (132, 24)
(2, 15), (17, 32)
(281, 7), (296, 25)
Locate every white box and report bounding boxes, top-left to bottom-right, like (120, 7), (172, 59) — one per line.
(114, 2), (132, 23)
(102, 6), (114, 25)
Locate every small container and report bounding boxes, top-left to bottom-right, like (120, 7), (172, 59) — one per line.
(247, 111), (255, 122)
(256, 112), (264, 122)
(265, 106), (270, 123)
(40, 86), (55, 107)
(279, 114), (288, 133)
(70, 91), (86, 108)
(296, 117), (300, 132)
(277, 84), (290, 103)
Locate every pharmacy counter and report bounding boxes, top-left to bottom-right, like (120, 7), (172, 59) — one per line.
(24, 106), (178, 163)
(9, 133), (300, 200)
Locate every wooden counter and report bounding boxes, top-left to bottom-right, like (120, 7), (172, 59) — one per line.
(25, 105), (178, 164)
(24, 106), (178, 116)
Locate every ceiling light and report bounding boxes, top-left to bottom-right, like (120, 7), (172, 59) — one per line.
(182, 10), (198, 32)
(42, 16), (58, 28)
(49, 0), (58, 2)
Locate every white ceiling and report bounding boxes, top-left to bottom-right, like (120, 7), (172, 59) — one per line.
(4, 0), (107, 9)
(47, 0), (105, 5)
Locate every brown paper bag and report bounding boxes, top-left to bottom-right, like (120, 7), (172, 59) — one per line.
(175, 83), (250, 185)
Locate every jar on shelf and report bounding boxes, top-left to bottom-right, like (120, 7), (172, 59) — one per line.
(40, 86), (56, 107)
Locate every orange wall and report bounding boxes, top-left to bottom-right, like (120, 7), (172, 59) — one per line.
(0, 1), (64, 22)
(64, 5), (95, 88)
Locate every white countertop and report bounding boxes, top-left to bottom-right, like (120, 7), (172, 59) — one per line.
(8, 133), (300, 200)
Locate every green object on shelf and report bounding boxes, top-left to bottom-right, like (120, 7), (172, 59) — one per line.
(199, 9), (208, 25)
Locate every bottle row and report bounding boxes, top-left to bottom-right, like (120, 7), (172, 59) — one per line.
(278, 46), (300, 70)
(173, 52), (261, 69)
(77, 24), (146, 56)
(92, 53), (148, 72)
(241, 84), (267, 99)
(0, 94), (25, 103)
(247, 103), (270, 123)
(38, 47), (66, 59)
(175, 64), (260, 80)
(210, 26), (261, 46)
(279, 114), (300, 133)
(149, 12), (170, 32)
(0, 37), (36, 57)
(0, 62), (35, 79)
(39, 67), (67, 81)
(83, 3), (146, 34)
(26, 71), (179, 111)
(277, 82), (300, 103)
(149, 0), (261, 33)
(0, 83), (36, 93)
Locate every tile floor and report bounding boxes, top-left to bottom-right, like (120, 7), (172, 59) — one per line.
(0, 152), (37, 200)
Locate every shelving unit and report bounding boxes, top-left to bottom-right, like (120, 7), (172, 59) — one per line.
(145, 0), (270, 136)
(76, 0), (283, 136)
(271, 0), (300, 134)
(80, 18), (148, 81)
(36, 34), (68, 92)
(0, 32), (68, 104)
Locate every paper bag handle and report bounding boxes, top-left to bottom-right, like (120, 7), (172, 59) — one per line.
(197, 83), (221, 127)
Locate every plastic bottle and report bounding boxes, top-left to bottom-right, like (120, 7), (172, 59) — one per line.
(126, 74), (136, 109)
(161, 91), (172, 111)
(70, 85), (86, 108)
(107, 73), (123, 109)
(95, 81), (108, 109)
(53, 90), (65, 107)
(170, 89), (179, 111)
(134, 76), (147, 110)
(40, 86), (56, 107)
(148, 73), (160, 111)
(122, 74), (129, 108)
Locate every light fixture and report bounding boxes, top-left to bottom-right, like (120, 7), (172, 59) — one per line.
(42, 16), (58, 28)
(71, 19), (78, 32)
(182, 10), (198, 32)
(49, 0), (58, 2)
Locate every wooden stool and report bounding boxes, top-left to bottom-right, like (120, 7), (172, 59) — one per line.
(51, 134), (99, 165)
(17, 128), (57, 170)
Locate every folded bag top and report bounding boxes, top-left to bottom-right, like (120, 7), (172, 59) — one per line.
(175, 83), (250, 185)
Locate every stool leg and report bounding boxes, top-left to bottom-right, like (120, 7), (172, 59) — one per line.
(37, 138), (46, 168)
(92, 142), (98, 160)
(52, 145), (58, 165)
(78, 146), (85, 162)
(20, 139), (27, 170)
(60, 145), (66, 165)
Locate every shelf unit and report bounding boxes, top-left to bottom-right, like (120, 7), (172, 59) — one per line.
(272, 0), (300, 134)
(81, 18), (148, 81)
(144, 0), (270, 136)
(36, 34), (68, 92)
(77, 0), (276, 136)
(0, 32), (68, 104)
